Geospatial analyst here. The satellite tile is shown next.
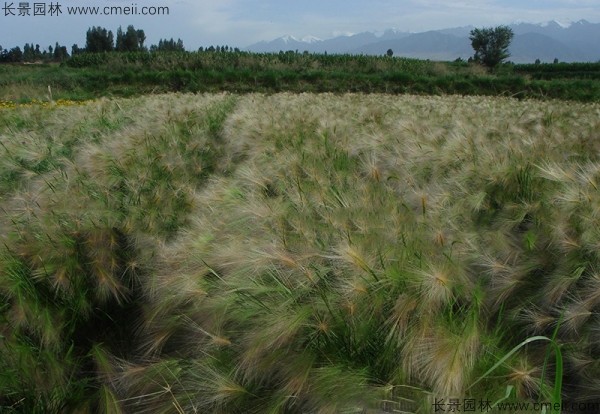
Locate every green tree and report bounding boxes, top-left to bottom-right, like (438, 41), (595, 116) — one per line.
(469, 25), (514, 68)
(85, 26), (114, 52)
(123, 25), (139, 52)
(115, 26), (125, 51)
(7, 46), (23, 62)
(150, 38), (185, 52)
(53, 42), (69, 62)
(23, 43), (34, 61)
(71, 44), (82, 56)
(115, 25), (140, 52)
(136, 29), (146, 50)
(386, 48), (393, 57)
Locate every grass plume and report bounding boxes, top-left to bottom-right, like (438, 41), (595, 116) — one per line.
(1, 92), (600, 411)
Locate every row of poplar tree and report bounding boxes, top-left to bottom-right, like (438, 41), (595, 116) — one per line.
(0, 25), (187, 63)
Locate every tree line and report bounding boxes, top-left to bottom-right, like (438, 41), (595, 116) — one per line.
(1, 25), (191, 63)
(0, 42), (69, 63)
(1, 25), (247, 64)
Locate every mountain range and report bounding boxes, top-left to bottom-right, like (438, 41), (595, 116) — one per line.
(246, 20), (600, 63)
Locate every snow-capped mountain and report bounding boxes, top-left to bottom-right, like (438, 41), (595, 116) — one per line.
(301, 36), (322, 44)
(280, 35), (297, 43)
(246, 20), (600, 63)
(539, 20), (571, 28)
(249, 34), (324, 52)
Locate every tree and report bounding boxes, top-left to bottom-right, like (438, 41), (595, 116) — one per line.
(386, 48), (393, 57)
(469, 25), (514, 68)
(85, 26), (114, 52)
(7, 46), (23, 62)
(123, 25), (139, 52)
(72, 44), (82, 56)
(150, 38), (185, 52)
(23, 43), (34, 61)
(115, 26), (124, 51)
(136, 29), (146, 50)
(116, 25), (140, 52)
(53, 42), (69, 62)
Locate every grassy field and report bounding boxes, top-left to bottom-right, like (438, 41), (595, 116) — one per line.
(1, 92), (600, 412)
(1, 52), (600, 102)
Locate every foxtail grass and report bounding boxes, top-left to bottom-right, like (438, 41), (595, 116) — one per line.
(2, 92), (600, 412)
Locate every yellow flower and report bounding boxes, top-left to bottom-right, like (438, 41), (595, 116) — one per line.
(0, 99), (92, 110)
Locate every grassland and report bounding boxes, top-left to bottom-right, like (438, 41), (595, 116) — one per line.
(1, 92), (600, 413)
(1, 51), (600, 102)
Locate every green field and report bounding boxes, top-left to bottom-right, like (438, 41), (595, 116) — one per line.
(1, 92), (600, 412)
(2, 51), (600, 102)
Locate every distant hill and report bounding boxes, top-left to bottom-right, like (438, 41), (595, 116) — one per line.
(509, 33), (581, 63)
(350, 31), (472, 61)
(246, 20), (600, 63)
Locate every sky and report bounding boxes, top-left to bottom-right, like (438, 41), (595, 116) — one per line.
(1, 0), (599, 51)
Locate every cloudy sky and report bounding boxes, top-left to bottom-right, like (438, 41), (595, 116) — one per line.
(1, 0), (599, 50)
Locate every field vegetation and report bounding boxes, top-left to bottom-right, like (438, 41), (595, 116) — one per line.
(1, 51), (599, 102)
(1, 92), (600, 412)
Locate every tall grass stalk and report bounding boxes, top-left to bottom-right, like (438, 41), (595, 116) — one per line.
(1, 92), (599, 412)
